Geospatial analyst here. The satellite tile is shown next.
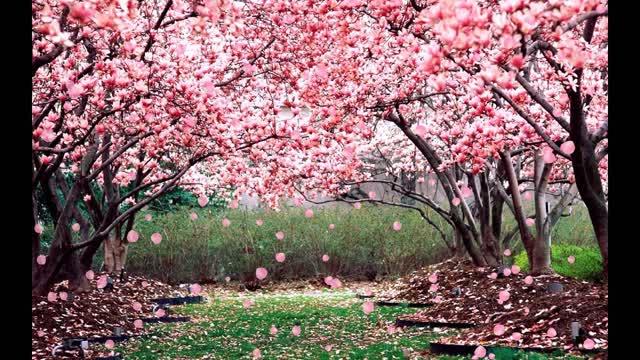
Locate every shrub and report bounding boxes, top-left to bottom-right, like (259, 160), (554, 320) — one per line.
(124, 205), (452, 284)
(514, 244), (603, 281)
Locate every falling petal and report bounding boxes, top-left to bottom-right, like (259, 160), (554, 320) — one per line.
(85, 270), (95, 280)
(198, 195), (209, 207)
(275, 253), (286, 262)
(583, 338), (595, 350)
(362, 301), (374, 314)
(256, 267), (268, 280)
(292, 325), (301, 336)
(474, 346), (486, 358)
(560, 141), (575, 155)
(190, 283), (202, 295)
(151, 233), (162, 245)
(127, 230), (139, 243)
(132, 302), (142, 311)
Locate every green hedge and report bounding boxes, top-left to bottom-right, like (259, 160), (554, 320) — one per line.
(123, 205), (452, 284)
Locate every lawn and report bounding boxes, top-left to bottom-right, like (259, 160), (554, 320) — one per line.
(116, 291), (584, 359)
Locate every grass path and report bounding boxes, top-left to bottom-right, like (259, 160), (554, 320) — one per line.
(117, 291), (583, 359)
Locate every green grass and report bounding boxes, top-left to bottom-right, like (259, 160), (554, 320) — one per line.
(514, 244), (603, 281)
(118, 293), (439, 359)
(117, 293), (590, 359)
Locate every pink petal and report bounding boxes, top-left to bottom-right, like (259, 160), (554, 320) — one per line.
(560, 141), (575, 155)
(132, 302), (142, 311)
(547, 327), (557, 338)
(105, 339), (115, 349)
(34, 223), (44, 234)
(85, 270), (95, 280)
(328, 223), (335, 230)
(568, 256), (576, 264)
(270, 325), (278, 335)
(304, 209), (314, 218)
(512, 332), (522, 341)
(275, 253), (286, 262)
(428, 273), (438, 284)
(583, 338), (595, 350)
(198, 195), (209, 207)
(190, 283), (202, 295)
(71, 223), (81, 232)
(127, 230), (139, 243)
(37, 255), (47, 265)
(151, 233), (162, 244)
(511, 265), (521, 275)
(524, 276), (533, 285)
(134, 319), (144, 329)
(222, 218), (231, 227)
(256, 267), (268, 280)
(498, 290), (510, 302)
(474, 346), (486, 358)
(503, 249), (512, 256)
(393, 221), (402, 231)
(256, 219), (263, 226)
(452, 197), (461, 206)
(292, 325), (301, 336)
(276, 231), (284, 240)
(493, 324), (505, 336)
(322, 254), (330, 262)
(362, 301), (374, 314)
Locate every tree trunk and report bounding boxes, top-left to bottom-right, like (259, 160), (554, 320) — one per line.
(500, 150), (535, 266)
(531, 152), (553, 274)
(103, 236), (129, 274)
